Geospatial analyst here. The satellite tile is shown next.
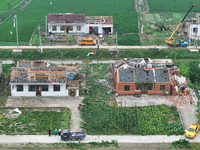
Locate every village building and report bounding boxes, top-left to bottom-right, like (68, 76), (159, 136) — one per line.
(10, 61), (79, 97)
(112, 58), (189, 95)
(182, 13), (200, 40)
(48, 13), (113, 35)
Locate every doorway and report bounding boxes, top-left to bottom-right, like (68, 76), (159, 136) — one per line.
(36, 85), (41, 96)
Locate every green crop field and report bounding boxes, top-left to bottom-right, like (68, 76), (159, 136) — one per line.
(0, 0), (22, 12)
(0, 0), (139, 45)
(148, 0), (200, 12)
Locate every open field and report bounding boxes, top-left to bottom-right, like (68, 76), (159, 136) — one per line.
(0, 0), (23, 13)
(148, 0), (200, 12)
(0, 0), (139, 45)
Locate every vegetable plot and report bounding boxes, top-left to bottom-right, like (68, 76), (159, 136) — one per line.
(0, 108), (70, 135)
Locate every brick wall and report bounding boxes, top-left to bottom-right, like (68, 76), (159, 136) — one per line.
(116, 82), (139, 95)
(148, 91), (165, 95)
(154, 82), (171, 91)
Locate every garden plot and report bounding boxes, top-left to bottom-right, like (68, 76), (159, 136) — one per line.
(0, 108), (70, 135)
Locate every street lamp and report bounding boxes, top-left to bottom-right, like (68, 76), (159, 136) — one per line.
(13, 15), (19, 50)
(38, 25), (43, 53)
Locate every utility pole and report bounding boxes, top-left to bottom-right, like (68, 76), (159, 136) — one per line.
(116, 31), (118, 50)
(13, 15), (19, 50)
(38, 25), (43, 53)
(45, 16), (48, 38)
(194, 16), (198, 48)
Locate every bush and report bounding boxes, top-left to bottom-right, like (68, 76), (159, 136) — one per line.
(172, 139), (191, 148)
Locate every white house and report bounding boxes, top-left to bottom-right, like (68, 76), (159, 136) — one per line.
(10, 61), (79, 97)
(183, 13), (200, 40)
(48, 13), (113, 35)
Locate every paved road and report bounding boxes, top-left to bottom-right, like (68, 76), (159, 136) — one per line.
(0, 45), (171, 50)
(0, 45), (199, 50)
(0, 135), (199, 144)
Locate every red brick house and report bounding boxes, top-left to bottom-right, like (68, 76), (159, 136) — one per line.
(112, 58), (188, 95)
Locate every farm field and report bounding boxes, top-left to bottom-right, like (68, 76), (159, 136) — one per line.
(0, 0), (139, 45)
(0, 0), (23, 13)
(148, 0), (200, 12)
(0, 108), (70, 135)
(80, 64), (184, 135)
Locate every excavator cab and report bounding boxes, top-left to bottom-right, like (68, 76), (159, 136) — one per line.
(166, 37), (175, 45)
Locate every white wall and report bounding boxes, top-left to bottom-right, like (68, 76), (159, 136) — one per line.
(10, 84), (68, 97)
(42, 84), (68, 96)
(48, 23), (85, 34)
(189, 24), (200, 38)
(11, 84), (36, 97)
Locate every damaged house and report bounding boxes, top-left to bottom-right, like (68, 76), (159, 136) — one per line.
(48, 13), (113, 35)
(10, 61), (79, 97)
(182, 13), (200, 40)
(112, 58), (189, 95)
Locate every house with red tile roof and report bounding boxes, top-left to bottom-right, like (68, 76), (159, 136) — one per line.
(48, 13), (113, 35)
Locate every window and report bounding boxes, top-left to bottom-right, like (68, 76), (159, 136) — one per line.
(160, 85), (166, 91)
(148, 86), (153, 90)
(17, 85), (23, 92)
(60, 26), (65, 31)
(28, 85), (36, 91)
(193, 27), (198, 33)
(42, 85), (48, 91)
(66, 26), (73, 31)
(124, 85), (130, 91)
(76, 26), (81, 31)
(136, 85), (141, 90)
(52, 26), (57, 31)
(54, 85), (60, 91)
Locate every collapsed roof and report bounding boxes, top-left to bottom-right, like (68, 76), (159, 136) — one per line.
(10, 61), (67, 84)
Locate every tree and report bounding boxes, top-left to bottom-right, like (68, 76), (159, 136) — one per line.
(188, 61), (200, 84)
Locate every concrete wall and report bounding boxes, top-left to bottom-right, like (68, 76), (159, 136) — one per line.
(85, 24), (113, 34)
(10, 84), (68, 97)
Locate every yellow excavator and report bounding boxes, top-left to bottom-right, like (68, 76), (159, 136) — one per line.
(166, 4), (195, 47)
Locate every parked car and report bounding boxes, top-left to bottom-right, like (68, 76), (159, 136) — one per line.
(79, 37), (96, 45)
(185, 124), (199, 139)
(61, 129), (86, 141)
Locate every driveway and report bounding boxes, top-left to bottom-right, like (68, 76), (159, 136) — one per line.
(116, 95), (198, 129)
(5, 96), (84, 132)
